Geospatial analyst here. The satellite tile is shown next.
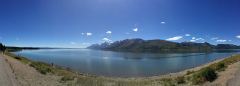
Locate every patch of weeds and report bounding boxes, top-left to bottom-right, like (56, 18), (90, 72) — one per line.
(161, 78), (175, 86)
(175, 76), (185, 84)
(61, 75), (75, 82)
(215, 62), (226, 71)
(186, 70), (194, 75)
(5, 52), (30, 64)
(30, 62), (54, 75)
(191, 67), (217, 85)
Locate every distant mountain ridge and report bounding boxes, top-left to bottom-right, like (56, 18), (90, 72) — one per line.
(87, 38), (240, 52)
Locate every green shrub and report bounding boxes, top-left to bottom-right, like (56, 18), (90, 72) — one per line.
(191, 67), (217, 84)
(175, 76), (185, 84)
(186, 70), (194, 75)
(161, 78), (175, 86)
(61, 75), (75, 82)
(215, 62), (226, 71)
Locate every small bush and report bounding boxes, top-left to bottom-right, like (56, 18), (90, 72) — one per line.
(161, 78), (175, 86)
(14, 56), (22, 60)
(192, 67), (217, 84)
(175, 76), (185, 84)
(215, 62), (226, 71)
(186, 70), (194, 75)
(61, 75), (75, 82)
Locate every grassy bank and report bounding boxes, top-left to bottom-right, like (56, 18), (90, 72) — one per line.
(5, 52), (76, 81)
(185, 54), (240, 85)
(5, 52), (240, 86)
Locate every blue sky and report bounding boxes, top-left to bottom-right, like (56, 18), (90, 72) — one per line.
(0, 0), (240, 48)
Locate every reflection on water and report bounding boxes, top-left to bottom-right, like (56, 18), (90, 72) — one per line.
(14, 49), (239, 77)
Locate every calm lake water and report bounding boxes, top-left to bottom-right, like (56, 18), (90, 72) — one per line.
(14, 49), (240, 77)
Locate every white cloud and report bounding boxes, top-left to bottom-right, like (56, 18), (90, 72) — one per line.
(192, 37), (196, 40)
(216, 40), (227, 42)
(161, 22), (166, 24)
(102, 38), (112, 42)
(133, 28), (138, 32)
(166, 36), (183, 41)
(190, 37), (204, 42)
(86, 33), (92, 36)
(196, 38), (204, 41)
(106, 31), (112, 34)
(190, 40), (196, 42)
(236, 35), (240, 39)
(185, 34), (191, 36)
(70, 42), (76, 45)
(81, 33), (85, 35)
(211, 37), (218, 40)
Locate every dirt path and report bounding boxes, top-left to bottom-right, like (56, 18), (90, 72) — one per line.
(3, 53), (65, 86)
(0, 54), (18, 86)
(227, 64), (240, 86)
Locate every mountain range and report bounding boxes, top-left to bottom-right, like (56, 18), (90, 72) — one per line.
(88, 38), (240, 53)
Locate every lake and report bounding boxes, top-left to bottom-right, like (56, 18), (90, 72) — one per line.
(14, 49), (240, 77)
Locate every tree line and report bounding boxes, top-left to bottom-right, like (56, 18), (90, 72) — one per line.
(0, 43), (6, 54)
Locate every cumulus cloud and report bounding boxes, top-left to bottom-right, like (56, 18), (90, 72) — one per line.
(166, 36), (183, 41)
(86, 32), (92, 36)
(192, 37), (196, 40)
(81, 32), (92, 36)
(190, 40), (196, 42)
(106, 31), (112, 34)
(196, 38), (204, 41)
(185, 34), (191, 36)
(102, 38), (112, 42)
(236, 35), (240, 39)
(190, 37), (204, 42)
(161, 22), (166, 24)
(133, 28), (138, 32)
(216, 40), (227, 42)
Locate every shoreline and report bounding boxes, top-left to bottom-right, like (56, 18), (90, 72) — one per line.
(3, 52), (240, 85)
(6, 53), (231, 79)
(122, 56), (226, 80)
(10, 52), (227, 79)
